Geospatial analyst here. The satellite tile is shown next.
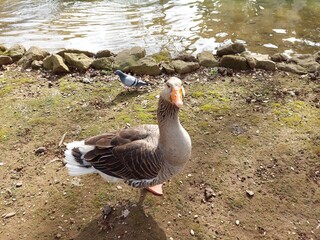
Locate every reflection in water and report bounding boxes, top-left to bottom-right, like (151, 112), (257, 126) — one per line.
(0, 0), (319, 55)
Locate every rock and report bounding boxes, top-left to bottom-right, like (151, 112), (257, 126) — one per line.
(5, 44), (26, 62)
(256, 60), (276, 71)
(270, 53), (289, 62)
(160, 62), (175, 74)
(81, 78), (91, 84)
(130, 56), (161, 75)
(197, 51), (219, 67)
(174, 54), (197, 62)
(35, 146), (47, 155)
(114, 46), (146, 71)
(290, 54), (314, 64)
(31, 60), (43, 70)
(204, 187), (216, 201)
(57, 49), (95, 58)
(298, 61), (319, 73)
(314, 51), (320, 63)
(277, 63), (307, 75)
(0, 44), (7, 52)
(16, 182), (23, 188)
(246, 190), (254, 197)
(190, 229), (195, 236)
(0, 55), (13, 66)
(216, 42), (246, 56)
(235, 220), (240, 226)
(171, 60), (199, 74)
(64, 53), (93, 71)
(217, 67), (233, 76)
(17, 46), (49, 69)
(96, 49), (114, 58)
(43, 54), (70, 74)
(219, 55), (249, 70)
(91, 57), (114, 70)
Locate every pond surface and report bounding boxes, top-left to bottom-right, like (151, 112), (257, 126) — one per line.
(0, 0), (319, 55)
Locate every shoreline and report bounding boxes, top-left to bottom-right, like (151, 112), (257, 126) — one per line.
(0, 43), (319, 80)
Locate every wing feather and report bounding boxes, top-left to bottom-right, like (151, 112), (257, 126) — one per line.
(83, 125), (162, 180)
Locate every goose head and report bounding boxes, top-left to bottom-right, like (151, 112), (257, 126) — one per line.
(160, 77), (185, 108)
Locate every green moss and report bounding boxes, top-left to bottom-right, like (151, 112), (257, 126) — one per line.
(0, 128), (8, 142)
(151, 51), (171, 63)
(192, 91), (205, 98)
(0, 85), (13, 97)
(59, 81), (78, 93)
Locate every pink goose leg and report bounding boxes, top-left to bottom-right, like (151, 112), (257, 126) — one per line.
(146, 184), (163, 196)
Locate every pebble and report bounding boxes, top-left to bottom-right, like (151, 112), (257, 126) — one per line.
(246, 190), (254, 197)
(235, 220), (240, 226)
(34, 147), (47, 155)
(190, 229), (195, 236)
(16, 182), (23, 188)
(116, 185), (123, 190)
(204, 187), (216, 201)
(81, 78), (91, 84)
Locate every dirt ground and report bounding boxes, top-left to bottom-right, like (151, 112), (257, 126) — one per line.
(0, 66), (319, 240)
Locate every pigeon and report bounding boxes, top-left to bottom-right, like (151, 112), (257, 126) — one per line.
(115, 70), (149, 88)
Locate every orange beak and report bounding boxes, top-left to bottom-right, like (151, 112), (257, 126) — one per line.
(171, 87), (184, 108)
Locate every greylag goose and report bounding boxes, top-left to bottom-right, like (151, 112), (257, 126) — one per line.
(64, 77), (191, 195)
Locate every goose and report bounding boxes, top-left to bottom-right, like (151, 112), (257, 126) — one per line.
(64, 77), (191, 195)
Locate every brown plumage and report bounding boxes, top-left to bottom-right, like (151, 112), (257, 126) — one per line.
(64, 77), (192, 194)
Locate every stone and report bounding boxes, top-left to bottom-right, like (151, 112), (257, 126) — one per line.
(256, 60), (276, 71)
(241, 51), (257, 69)
(31, 60), (43, 70)
(197, 51), (219, 67)
(216, 42), (246, 56)
(5, 44), (26, 62)
(160, 62), (175, 74)
(174, 54), (197, 62)
(114, 47), (146, 71)
(35, 147), (47, 155)
(290, 54), (314, 63)
(130, 56), (161, 75)
(270, 53), (289, 62)
(298, 61), (319, 73)
(314, 51), (320, 63)
(246, 190), (254, 197)
(204, 187), (216, 201)
(0, 44), (7, 53)
(17, 46), (49, 69)
(64, 53), (93, 71)
(276, 63), (307, 75)
(0, 55), (13, 66)
(171, 60), (199, 74)
(219, 55), (249, 70)
(92, 57), (114, 70)
(57, 49), (95, 58)
(96, 49), (114, 58)
(43, 54), (70, 73)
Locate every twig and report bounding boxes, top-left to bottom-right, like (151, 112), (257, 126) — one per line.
(47, 158), (61, 165)
(59, 132), (67, 147)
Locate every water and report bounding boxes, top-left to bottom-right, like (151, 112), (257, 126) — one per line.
(0, 0), (319, 55)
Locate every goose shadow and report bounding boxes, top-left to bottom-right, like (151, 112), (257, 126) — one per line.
(73, 190), (167, 240)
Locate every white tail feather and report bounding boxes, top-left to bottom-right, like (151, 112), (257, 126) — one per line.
(64, 140), (121, 182)
(64, 141), (96, 176)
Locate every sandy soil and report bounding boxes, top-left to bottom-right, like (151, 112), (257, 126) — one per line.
(0, 66), (319, 240)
